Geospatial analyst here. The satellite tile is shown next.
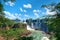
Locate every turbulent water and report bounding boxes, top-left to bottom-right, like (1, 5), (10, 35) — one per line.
(26, 24), (50, 40)
(27, 30), (50, 40)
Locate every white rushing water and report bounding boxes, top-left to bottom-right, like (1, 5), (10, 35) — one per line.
(41, 37), (49, 40)
(27, 25), (35, 31)
(25, 22), (50, 40)
(27, 30), (50, 40)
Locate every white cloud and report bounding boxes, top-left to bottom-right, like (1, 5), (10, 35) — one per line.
(34, 13), (39, 17)
(42, 12), (45, 14)
(5, 1), (15, 6)
(4, 11), (16, 19)
(33, 9), (41, 17)
(33, 10), (41, 14)
(20, 8), (23, 12)
(45, 8), (56, 15)
(20, 8), (27, 12)
(23, 4), (32, 8)
(33, 10), (40, 12)
(14, 13), (21, 17)
(24, 14), (29, 17)
(4, 11), (21, 19)
(24, 10), (27, 12)
(18, 14), (21, 16)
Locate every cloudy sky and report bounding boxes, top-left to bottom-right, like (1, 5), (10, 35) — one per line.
(1, 0), (60, 20)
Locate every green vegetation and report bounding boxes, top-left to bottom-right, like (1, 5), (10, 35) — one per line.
(0, 28), (32, 40)
(42, 2), (60, 40)
(0, 28), (24, 40)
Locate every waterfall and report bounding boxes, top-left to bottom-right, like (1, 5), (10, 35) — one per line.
(31, 23), (34, 29)
(27, 24), (35, 31)
(23, 21), (35, 31)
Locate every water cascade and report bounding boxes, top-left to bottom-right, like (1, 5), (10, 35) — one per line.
(27, 24), (35, 31)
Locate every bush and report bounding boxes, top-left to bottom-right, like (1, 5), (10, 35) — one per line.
(0, 28), (31, 40)
(18, 36), (33, 40)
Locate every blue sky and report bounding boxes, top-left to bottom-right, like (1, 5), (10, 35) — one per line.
(1, 0), (60, 20)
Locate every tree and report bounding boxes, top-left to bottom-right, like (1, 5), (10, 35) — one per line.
(42, 3), (60, 40)
(0, 0), (15, 28)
